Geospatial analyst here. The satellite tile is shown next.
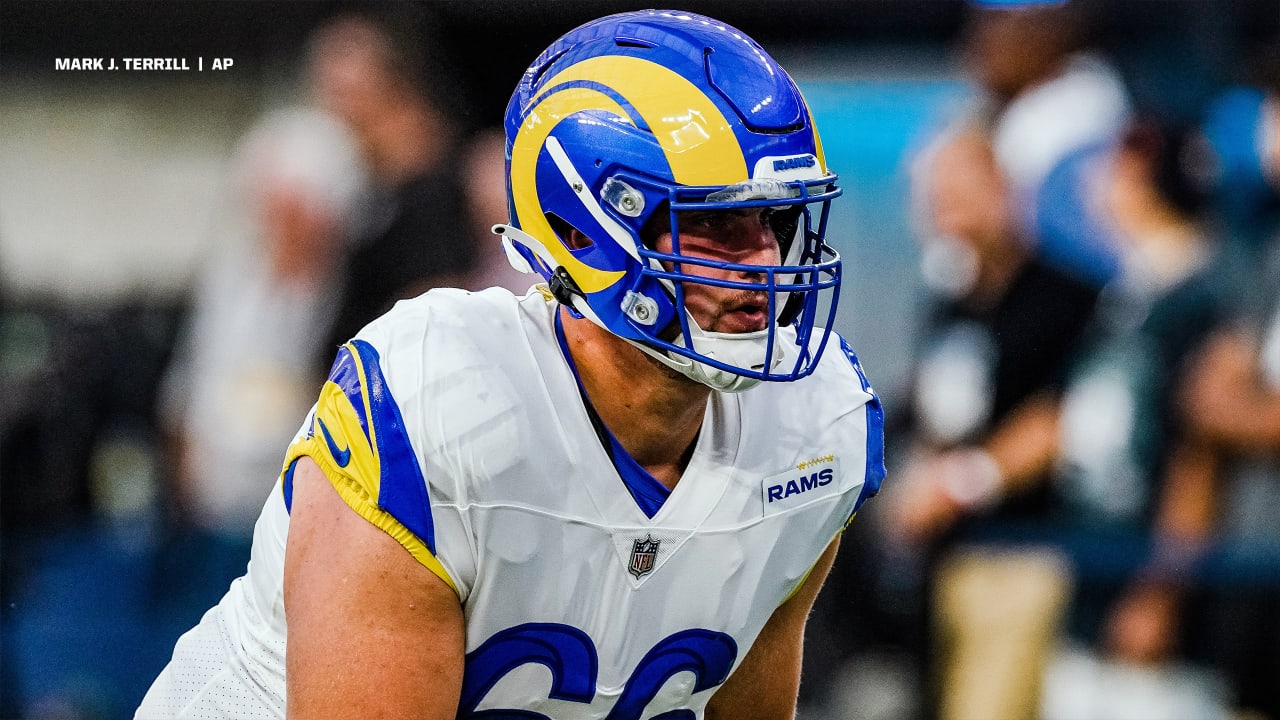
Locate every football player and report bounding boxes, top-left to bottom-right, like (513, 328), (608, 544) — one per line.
(137, 9), (885, 719)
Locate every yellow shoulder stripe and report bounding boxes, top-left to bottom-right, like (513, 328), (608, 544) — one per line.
(285, 434), (459, 597)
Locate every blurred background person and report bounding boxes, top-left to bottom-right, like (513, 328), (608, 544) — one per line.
(304, 8), (476, 364)
(886, 106), (1233, 720)
(459, 125), (534, 295)
(1037, 114), (1231, 720)
(1178, 283), (1280, 720)
(3, 104), (368, 720)
(880, 120), (1101, 720)
(156, 107), (367, 597)
(1178, 68), (1280, 720)
(961, 0), (1131, 290)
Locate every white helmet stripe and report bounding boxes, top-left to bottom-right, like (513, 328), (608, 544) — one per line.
(545, 136), (642, 262)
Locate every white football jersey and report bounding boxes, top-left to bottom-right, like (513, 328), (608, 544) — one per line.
(137, 287), (885, 719)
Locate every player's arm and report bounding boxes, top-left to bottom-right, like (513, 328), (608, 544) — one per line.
(284, 456), (465, 719)
(705, 537), (840, 720)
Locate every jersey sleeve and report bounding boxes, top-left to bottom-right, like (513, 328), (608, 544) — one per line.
(281, 337), (459, 597)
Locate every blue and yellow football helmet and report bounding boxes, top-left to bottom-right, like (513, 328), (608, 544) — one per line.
(495, 9), (842, 392)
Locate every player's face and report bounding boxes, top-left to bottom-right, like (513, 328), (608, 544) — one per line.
(651, 207), (785, 334)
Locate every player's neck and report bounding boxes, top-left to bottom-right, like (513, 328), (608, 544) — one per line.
(559, 308), (709, 490)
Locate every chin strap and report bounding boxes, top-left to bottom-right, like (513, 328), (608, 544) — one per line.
(624, 320), (798, 393)
(621, 336), (759, 393)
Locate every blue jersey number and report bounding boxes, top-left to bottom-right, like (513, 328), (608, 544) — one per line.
(458, 624), (738, 719)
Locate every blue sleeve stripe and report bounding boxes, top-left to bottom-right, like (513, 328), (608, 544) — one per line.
(838, 335), (872, 392)
(855, 393), (886, 511)
(350, 339), (437, 554)
(839, 336), (886, 511)
(282, 456), (299, 513)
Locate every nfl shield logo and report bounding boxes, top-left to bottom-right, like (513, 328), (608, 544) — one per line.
(628, 534), (660, 579)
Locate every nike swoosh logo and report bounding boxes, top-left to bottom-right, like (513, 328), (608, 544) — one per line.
(316, 417), (352, 468)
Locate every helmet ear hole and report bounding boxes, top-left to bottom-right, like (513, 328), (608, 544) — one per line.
(547, 212), (594, 250)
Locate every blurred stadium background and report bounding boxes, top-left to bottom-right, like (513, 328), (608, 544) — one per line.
(3, 1), (1280, 719)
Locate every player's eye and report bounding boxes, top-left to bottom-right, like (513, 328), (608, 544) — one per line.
(680, 211), (735, 232)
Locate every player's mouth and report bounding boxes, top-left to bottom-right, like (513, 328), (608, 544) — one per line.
(718, 297), (771, 333)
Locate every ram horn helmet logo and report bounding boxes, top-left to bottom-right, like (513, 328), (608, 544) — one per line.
(628, 534), (660, 579)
